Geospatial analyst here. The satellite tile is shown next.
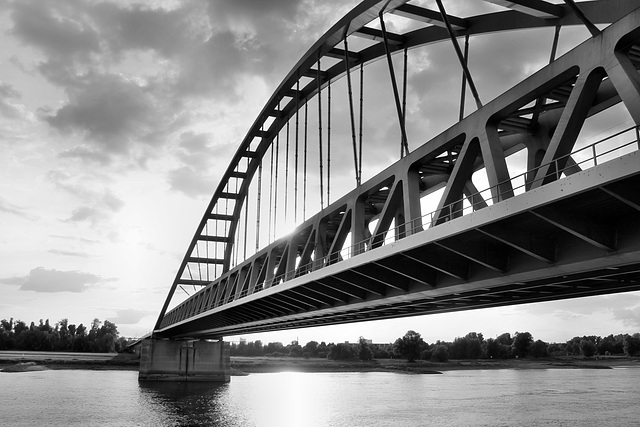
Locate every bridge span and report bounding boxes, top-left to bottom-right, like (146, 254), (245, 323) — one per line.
(137, 1), (640, 382)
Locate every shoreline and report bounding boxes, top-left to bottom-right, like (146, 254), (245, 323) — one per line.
(229, 356), (639, 375)
(2, 353), (638, 374)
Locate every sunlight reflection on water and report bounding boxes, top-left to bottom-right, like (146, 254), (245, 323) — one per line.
(1, 368), (639, 426)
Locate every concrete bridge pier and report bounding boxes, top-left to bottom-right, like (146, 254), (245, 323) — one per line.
(138, 338), (230, 382)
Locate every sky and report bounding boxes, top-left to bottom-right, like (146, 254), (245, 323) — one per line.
(1, 0), (639, 346)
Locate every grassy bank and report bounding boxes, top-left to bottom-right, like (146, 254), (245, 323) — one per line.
(0, 352), (140, 371)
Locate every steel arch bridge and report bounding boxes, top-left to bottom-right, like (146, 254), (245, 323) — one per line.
(153, 0), (640, 340)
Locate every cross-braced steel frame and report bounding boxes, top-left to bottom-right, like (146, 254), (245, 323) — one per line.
(154, 0), (640, 339)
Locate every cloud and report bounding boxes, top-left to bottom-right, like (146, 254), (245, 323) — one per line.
(46, 170), (125, 224)
(0, 81), (24, 119)
(176, 131), (215, 169)
(166, 132), (239, 198)
(613, 307), (640, 328)
(0, 196), (27, 217)
(44, 72), (159, 152)
(8, 1), (100, 62)
(107, 308), (156, 325)
(58, 145), (112, 165)
(50, 234), (100, 245)
(103, 191), (125, 212)
(65, 206), (105, 224)
(88, 1), (211, 59)
(167, 166), (215, 198)
(520, 292), (640, 324)
(0, 267), (112, 293)
(48, 249), (92, 258)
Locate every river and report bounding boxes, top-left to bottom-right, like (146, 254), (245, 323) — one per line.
(1, 368), (638, 426)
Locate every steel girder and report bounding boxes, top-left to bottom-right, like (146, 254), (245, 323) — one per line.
(155, 0), (640, 336)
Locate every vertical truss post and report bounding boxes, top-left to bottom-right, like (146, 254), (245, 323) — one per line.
(359, 63), (364, 181)
(379, 12), (410, 157)
(327, 80), (332, 205)
(256, 155), (262, 253)
(317, 57), (324, 210)
(435, 0), (482, 110)
(284, 121), (290, 223)
(303, 101), (308, 220)
(343, 36), (361, 186)
(402, 48), (408, 157)
(243, 179), (248, 262)
(294, 78), (300, 223)
(268, 136), (274, 243)
(273, 106), (280, 242)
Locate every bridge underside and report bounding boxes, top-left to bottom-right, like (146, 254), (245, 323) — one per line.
(157, 151), (640, 339)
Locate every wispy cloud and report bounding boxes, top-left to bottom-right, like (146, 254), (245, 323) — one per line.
(613, 307), (640, 329)
(48, 249), (92, 258)
(0, 267), (115, 293)
(107, 308), (156, 325)
(0, 196), (28, 217)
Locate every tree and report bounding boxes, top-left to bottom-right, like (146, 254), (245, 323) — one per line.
(512, 332), (533, 358)
(485, 338), (500, 359)
(358, 337), (373, 361)
(327, 343), (356, 360)
(14, 320), (28, 336)
(0, 318), (12, 332)
(431, 345), (449, 362)
(496, 332), (513, 346)
(450, 332), (484, 359)
(287, 341), (303, 357)
(264, 341), (286, 356)
(317, 342), (329, 358)
(598, 334), (624, 355)
(393, 330), (426, 362)
(302, 340), (319, 358)
(97, 320), (119, 352)
(580, 339), (596, 358)
(530, 340), (548, 358)
(623, 334), (640, 357)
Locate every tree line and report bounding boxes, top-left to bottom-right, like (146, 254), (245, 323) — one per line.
(0, 317), (130, 353)
(230, 330), (640, 362)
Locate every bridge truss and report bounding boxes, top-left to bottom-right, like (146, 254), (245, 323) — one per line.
(154, 0), (640, 339)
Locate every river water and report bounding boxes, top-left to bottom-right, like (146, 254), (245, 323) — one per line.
(1, 367), (639, 426)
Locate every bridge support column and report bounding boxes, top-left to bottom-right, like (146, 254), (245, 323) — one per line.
(138, 338), (230, 382)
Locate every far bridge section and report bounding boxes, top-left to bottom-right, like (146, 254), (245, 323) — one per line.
(154, 0), (640, 340)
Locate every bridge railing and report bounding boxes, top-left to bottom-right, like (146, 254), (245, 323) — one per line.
(265, 125), (639, 286)
(344, 125), (640, 256)
(165, 125), (639, 320)
(432, 125), (640, 224)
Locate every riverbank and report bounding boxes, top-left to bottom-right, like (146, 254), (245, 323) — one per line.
(229, 355), (639, 375)
(2, 351), (638, 374)
(0, 351), (140, 371)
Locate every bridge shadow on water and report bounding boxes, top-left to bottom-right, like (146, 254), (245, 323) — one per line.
(137, 380), (237, 427)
